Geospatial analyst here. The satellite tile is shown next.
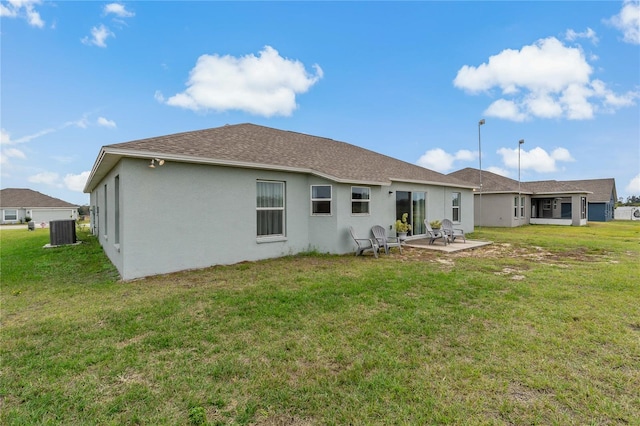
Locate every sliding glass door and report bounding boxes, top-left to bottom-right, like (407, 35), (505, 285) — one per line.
(396, 191), (426, 236)
(412, 192), (426, 235)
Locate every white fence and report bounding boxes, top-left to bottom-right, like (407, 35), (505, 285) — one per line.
(614, 207), (640, 220)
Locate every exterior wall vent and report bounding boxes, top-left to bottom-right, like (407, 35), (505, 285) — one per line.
(49, 220), (77, 246)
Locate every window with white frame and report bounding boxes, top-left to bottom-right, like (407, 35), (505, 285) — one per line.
(514, 196), (519, 218)
(452, 192), (461, 222)
(3, 209), (17, 222)
(311, 185), (332, 215)
(520, 196), (525, 218)
(581, 197), (587, 219)
(351, 187), (370, 214)
(257, 181), (285, 237)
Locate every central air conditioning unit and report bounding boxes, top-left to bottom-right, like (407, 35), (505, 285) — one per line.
(50, 219), (77, 246)
(632, 207), (640, 221)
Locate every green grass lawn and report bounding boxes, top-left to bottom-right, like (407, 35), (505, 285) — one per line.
(1, 222), (639, 425)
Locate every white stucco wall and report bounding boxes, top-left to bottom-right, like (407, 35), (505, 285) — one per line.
(90, 158), (475, 280)
(474, 193), (528, 227)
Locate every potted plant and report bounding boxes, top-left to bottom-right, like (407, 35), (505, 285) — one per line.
(429, 219), (441, 230)
(395, 213), (411, 241)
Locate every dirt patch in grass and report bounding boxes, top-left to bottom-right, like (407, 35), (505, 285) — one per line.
(398, 242), (610, 265)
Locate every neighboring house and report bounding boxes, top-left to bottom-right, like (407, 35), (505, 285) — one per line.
(0, 188), (78, 225)
(450, 168), (591, 227)
(84, 123), (476, 280)
(449, 168), (532, 227)
(524, 180), (590, 226)
(562, 178), (617, 222)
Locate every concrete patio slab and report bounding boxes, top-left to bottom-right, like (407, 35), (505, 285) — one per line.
(404, 238), (493, 253)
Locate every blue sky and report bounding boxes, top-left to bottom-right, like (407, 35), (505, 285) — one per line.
(2, 0), (639, 206)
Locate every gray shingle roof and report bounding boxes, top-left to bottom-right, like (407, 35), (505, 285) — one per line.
(0, 188), (78, 208)
(523, 180), (589, 195)
(86, 123), (474, 191)
(561, 178), (616, 202)
(449, 168), (525, 193)
(450, 168), (597, 195)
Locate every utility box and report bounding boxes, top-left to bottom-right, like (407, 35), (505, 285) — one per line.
(50, 220), (76, 246)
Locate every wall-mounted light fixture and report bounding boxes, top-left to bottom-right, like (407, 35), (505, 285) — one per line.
(149, 158), (165, 168)
(388, 191), (394, 195)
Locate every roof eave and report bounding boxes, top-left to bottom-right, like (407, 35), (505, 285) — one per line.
(390, 177), (476, 190)
(83, 148), (392, 192)
(476, 190), (534, 195)
(531, 190), (593, 196)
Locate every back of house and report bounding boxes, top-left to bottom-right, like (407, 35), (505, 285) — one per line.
(84, 123), (476, 280)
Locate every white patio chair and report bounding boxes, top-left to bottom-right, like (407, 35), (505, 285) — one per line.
(371, 225), (403, 254)
(348, 226), (379, 258)
(423, 220), (447, 245)
(441, 218), (466, 243)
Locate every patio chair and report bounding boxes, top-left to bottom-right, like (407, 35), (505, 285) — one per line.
(371, 225), (403, 255)
(441, 218), (466, 243)
(348, 226), (379, 258)
(423, 220), (447, 245)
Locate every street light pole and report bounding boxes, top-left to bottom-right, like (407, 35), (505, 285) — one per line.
(518, 139), (524, 222)
(478, 119), (485, 228)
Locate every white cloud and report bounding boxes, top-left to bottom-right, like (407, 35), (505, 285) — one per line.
(28, 171), (62, 187)
(2, 115), (93, 148)
(80, 3), (133, 47)
(64, 171), (90, 192)
(154, 90), (165, 103)
(0, 0), (44, 28)
(82, 24), (114, 48)
(455, 149), (475, 162)
(496, 146), (575, 173)
(484, 99), (529, 122)
(565, 27), (599, 44)
(0, 147), (27, 166)
(64, 116), (90, 129)
(2, 127), (56, 145)
(3, 147), (26, 159)
(591, 79), (638, 108)
(97, 117), (117, 128)
(453, 37), (638, 121)
(526, 92), (564, 118)
(162, 46), (323, 117)
(416, 148), (474, 173)
(0, 128), (12, 145)
(626, 174), (640, 195)
(0, 3), (17, 18)
(1, 129), (27, 168)
(560, 82), (596, 119)
(606, 0), (640, 45)
(104, 3), (134, 18)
